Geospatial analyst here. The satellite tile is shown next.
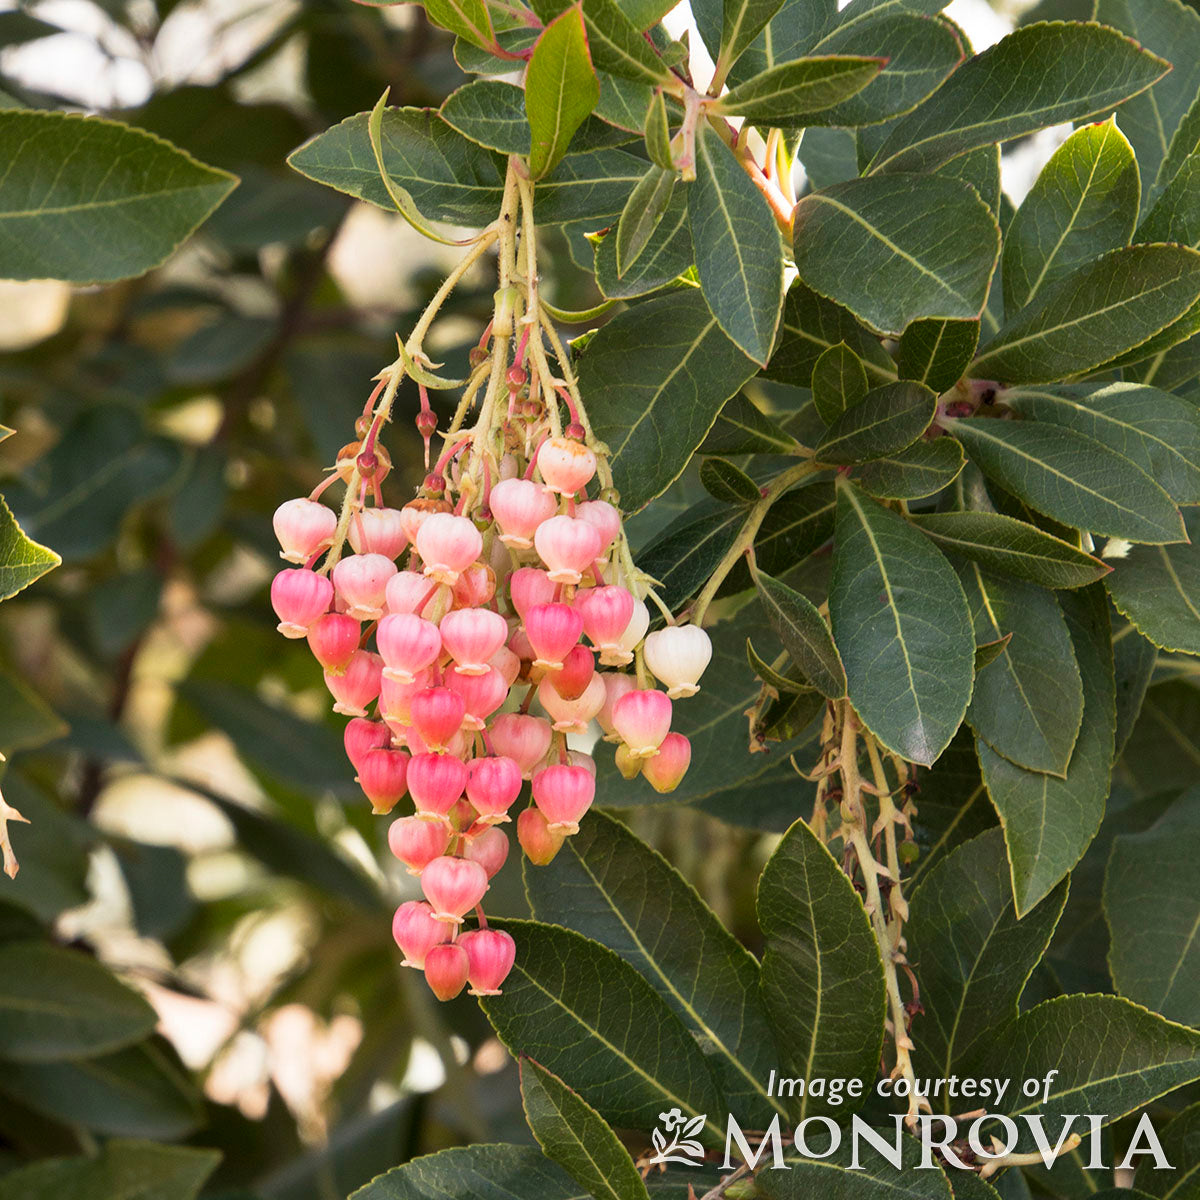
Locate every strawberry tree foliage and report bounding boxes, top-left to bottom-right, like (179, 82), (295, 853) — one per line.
(2, 0), (1200, 1195)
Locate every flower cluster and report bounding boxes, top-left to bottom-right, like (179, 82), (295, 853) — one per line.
(270, 402), (711, 1002)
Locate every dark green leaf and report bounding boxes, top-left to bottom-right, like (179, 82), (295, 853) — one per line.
(0, 495), (58, 601)
(595, 183), (691, 298)
(747, 638), (813, 693)
(947, 417), (1186, 545)
(480, 920), (724, 1141)
(829, 481), (975, 764)
(1133, 1102), (1200, 1198)
(815, 380), (936, 465)
(974, 635), (1012, 672)
(0, 110), (235, 283)
(526, 7), (600, 178)
(574, 0), (671, 84)
(977, 586), (1114, 915)
(579, 289), (758, 510)
(348, 1145), (587, 1200)
(712, 0), (787, 83)
(792, 175), (1000, 335)
(811, 342), (868, 425)
(1121, 680), (1200, 798)
(753, 567), (845, 697)
(700, 457), (760, 504)
(422, 0), (494, 50)
(643, 89), (672, 168)
(635, 498), (745, 609)
(851, 438), (965, 501)
(758, 817), (886, 1118)
(714, 54), (883, 124)
(690, 124), (784, 364)
(909, 510), (1109, 589)
(1002, 118), (1140, 315)
(440, 80), (530, 153)
(970, 244), (1200, 384)
(0, 1140), (220, 1200)
(868, 23), (1170, 175)
(701, 393), (799, 455)
(933, 144), (1002, 219)
(615, 165), (675, 276)
(907, 829), (1067, 1087)
(0, 943), (156, 1063)
(897, 318), (979, 392)
(1113, 617), (1157, 755)
(960, 565), (1084, 775)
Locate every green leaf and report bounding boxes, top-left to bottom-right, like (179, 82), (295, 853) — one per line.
(690, 124), (784, 365)
(908, 510), (1109, 589)
(868, 22), (1170, 175)
(615, 165), (675, 276)
(792, 175), (1000, 335)
(1002, 118), (1140, 315)
(960, 564), (1085, 775)
(700, 457), (760, 504)
(523, 811), (786, 1124)
(968, 994), (1200, 1151)
(713, 0), (787, 84)
(0, 943), (156, 1063)
(1105, 792), (1200, 1025)
(0, 494), (58, 601)
(829, 480), (975, 764)
(441, 80), (530, 153)
(595, 182), (691, 298)
(0, 110), (235, 284)
(0, 1041), (203, 1139)
(1001, 382), (1200, 506)
(526, 6), (600, 178)
(897, 318), (979, 393)
(643, 89), (672, 168)
(1106, 511), (1200, 656)
(1158, 84), (1200, 198)
(767, 281), (896, 389)
(933, 144), (1002, 219)
(971, 244), (1200, 384)
(520, 1060), (650, 1200)
(0, 1140), (220, 1200)
(851, 438), (966, 501)
(714, 54), (884, 123)
(758, 817), (886, 1118)
(815, 380), (936, 465)
(578, 289), (758, 511)
(907, 829), (1067, 1088)
(747, 638), (813, 693)
(422, 0), (494, 50)
(811, 342), (868, 425)
(701, 393), (799, 455)
(594, 72), (655, 132)
(1113, 617), (1157, 756)
(977, 586), (1114, 915)
(1122, 679), (1200, 798)
(575, 0), (671, 84)
(480, 920), (724, 1141)
(1133, 1102), (1200, 1198)
(753, 567), (846, 697)
(946, 417), (1186, 545)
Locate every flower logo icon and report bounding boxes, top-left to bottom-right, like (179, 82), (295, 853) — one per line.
(645, 1108), (707, 1166)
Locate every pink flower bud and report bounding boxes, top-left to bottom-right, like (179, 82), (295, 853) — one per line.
(462, 826), (509, 879)
(489, 714), (554, 778)
(525, 603), (584, 671)
(407, 752), (469, 819)
(538, 672), (606, 734)
(575, 586), (635, 658)
(642, 732), (691, 793)
(421, 855), (489, 924)
(532, 764), (595, 834)
(377, 613), (443, 684)
(508, 626), (535, 663)
(348, 507), (408, 559)
(490, 478), (557, 549)
(596, 672), (637, 737)
(393, 900), (453, 968)
(357, 747), (410, 813)
(409, 687), (468, 751)
(604, 598), (650, 667)
(344, 717), (391, 772)
(379, 669), (434, 729)
(424, 941), (470, 1000)
(518, 806), (566, 865)
(332, 553), (397, 621)
(272, 568), (333, 638)
(273, 498), (337, 564)
(612, 688), (672, 758)
(575, 499), (620, 554)
(452, 563), (495, 609)
(489, 643), (521, 687)
(643, 625), (712, 699)
(416, 513), (483, 584)
(445, 667), (508, 730)
(553, 643), (596, 701)
(459, 928), (516, 995)
(466, 755), (523, 823)
(537, 436), (597, 496)
(325, 650), (383, 717)
(534, 515), (603, 585)
(389, 814), (451, 874)
(385, 571), (436, 616)
(509, 568), (556, 620)
(307, 612), (360, 674)
(440, 608), (508, 676)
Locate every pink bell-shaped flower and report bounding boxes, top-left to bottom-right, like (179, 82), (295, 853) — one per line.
(421, 855), (489, 924)
(424, 942), (470, 1000)
(408, 752), (469, 820)
(385, 570), (435, 616)
(392, 900), (452, 968)
(612, 688), (672, 758)
(357, 747), (410, 813)
(344, 717), (390, 773)
(445, 667), (508, 730)
(575, 586), (635, 658)
(349, 507), (408, 560)
(596, 672), (637, 737)
(517, 806), (566, 865)
(409, 687), (468, 752)
(332, 553), (396, 621)
(532, 763), (595, 834)
(534, 515), (602, 585)
(440, 608), (508, 676)
(489, 714), (554, 778)
(606, 598), (650, 667)
(525, 603), (584, 671)
(307, 612), (360, 675)
(378, 669), (434, 730)
(489, 643), (521, 687)
(274, 498), (337, 564)
(377, 613), (443, 684)
(489, 478), (557, 549)
(271, 568), (333, 638)
(642, 732), (692, 792)
(462, 826), (510, 879)
(389, 814), (452, 874)
(643, 625), (713, 699)
(509, 568), (556, 620)
(537, 673), (606, 734)
(325, 650), (382, 717)
(459, 928), (516, 996)
(536, 436), (597, 496)
(466, 756), (523, 824)
(575, 499), (620, 555)
(415, 513), (483, 584)
(452, 563), (495, 609)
